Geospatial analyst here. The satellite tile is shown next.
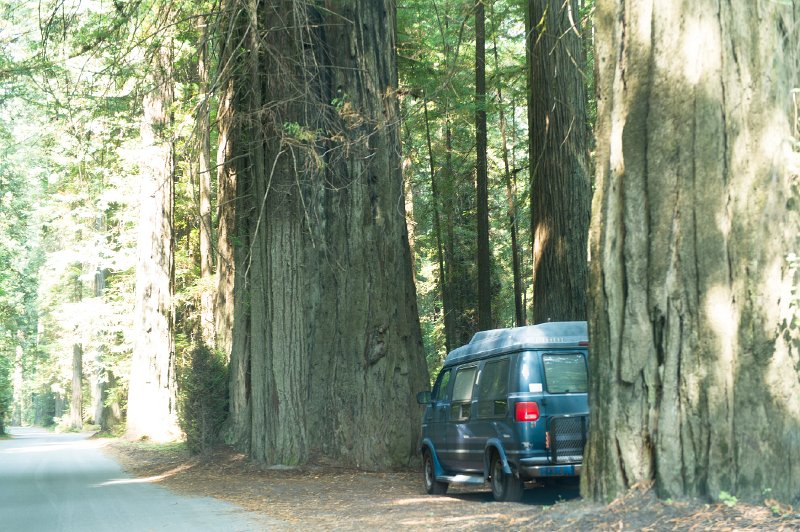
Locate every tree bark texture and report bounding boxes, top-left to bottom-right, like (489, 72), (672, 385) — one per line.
(198, 19), (215, 347)
(68, 343), (83, 430)
(214, 2), (241, 361)
(585, 0), (800, 504)
(126, 43), (180, 441)
(475, 0), (493, 331)
(226, 0), (428, 468)
(527, 0), (590, 324)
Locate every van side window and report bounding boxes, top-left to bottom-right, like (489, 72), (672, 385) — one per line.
(450, 366), (477, 421)
(431, 369), (452, 401)
(476, 358), (509, 418)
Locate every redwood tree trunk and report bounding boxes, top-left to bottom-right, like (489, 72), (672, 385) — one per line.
(475, 0), (492, 331)
(527, 0), (590, 324)
(197, 19), (215, 347)
(585, 0), (800, 504)
(69, 343), (82, 430)
(227, 0), (428, 468)
(126, 42), (179, 442)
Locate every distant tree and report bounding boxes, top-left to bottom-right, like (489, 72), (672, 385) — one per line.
(126, 38), (180, 441)
(585, 0), (800, 504)
(475, 0), (492, 331)
(527, 0), (590, 324)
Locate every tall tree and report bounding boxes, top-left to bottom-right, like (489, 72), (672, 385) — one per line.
(126, 38), (180, 441)
(197, 18), (215, 347)
(584, 0), (800, 503)
(226, 0), (428, 467)
(527, 0), (590, 323)
(475, 0), (492, 331)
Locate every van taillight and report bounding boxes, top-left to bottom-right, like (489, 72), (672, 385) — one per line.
(515, 401), (540, 422)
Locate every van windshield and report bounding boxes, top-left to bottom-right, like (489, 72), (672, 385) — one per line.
(542, 353), (588, 393)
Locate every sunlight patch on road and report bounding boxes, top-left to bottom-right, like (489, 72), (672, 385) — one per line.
(94, 463), (193, 486)
(399, 513), (505, 526)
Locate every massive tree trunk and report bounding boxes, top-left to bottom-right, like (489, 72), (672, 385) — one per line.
(585, 0), (800, 504)
(527, 0), (590, 324)
(227, 0), (428, 468)
(126, 42), (180, 442)
(475, 0), (492, 331)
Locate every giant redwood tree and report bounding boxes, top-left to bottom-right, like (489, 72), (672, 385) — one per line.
(126, 41), (180, 441)
(527, 0), (590, 324)
(585, 0), (800, 503)
(225, 0), (429, 468)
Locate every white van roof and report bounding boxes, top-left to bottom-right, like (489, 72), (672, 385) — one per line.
(443, 321), (588, 368)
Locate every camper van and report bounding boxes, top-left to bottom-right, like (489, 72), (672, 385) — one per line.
(416, 321), (589, 502)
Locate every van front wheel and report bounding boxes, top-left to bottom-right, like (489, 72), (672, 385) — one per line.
(490, 454), (524, 502)
(423, 450), (448, 495)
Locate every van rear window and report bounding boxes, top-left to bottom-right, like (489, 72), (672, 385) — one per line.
(542, 353), (587, 393)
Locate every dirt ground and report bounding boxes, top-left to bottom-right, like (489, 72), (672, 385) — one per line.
(102, 440), (800, 530)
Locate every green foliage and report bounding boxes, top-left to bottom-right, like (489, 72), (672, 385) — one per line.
(718, 491), (738, 507)
(177, 343), (228, 455)
(0, 354), (11, 433)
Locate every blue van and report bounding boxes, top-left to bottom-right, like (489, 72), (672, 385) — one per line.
(416, 321), (589, 502)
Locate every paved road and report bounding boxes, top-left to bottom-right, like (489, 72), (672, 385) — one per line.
(0, 427), (273, 531)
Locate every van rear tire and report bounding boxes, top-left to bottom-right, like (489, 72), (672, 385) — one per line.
(490, 454), (524, 502)
(423, 450), (448, 495)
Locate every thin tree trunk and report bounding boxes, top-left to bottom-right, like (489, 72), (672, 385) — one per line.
(198, 17), (215, 347)
(69, 343), (82, 430)
(475, 0), (492, 331)
(491, 5), (524, 327)
(423, 95), (451, 353)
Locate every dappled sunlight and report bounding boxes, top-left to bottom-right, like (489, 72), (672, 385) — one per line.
(681, 16), (720, 86)
(763, 255), (800, 421)
(704, 286), (736, 371)
(399, 513), (506, 526)
(391, 496), (462, 506)
(95, 463), (192, 487)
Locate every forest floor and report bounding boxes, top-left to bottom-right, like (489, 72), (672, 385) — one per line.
(102, 439), (800, 531)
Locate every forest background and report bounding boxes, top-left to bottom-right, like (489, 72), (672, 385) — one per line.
(1, 0), (799, 506)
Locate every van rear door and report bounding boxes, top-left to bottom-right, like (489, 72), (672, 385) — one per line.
(539, 351), (589, 463)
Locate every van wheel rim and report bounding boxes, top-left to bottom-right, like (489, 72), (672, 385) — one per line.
(425, 457), (433, 488)
(492, 460), (503, 496)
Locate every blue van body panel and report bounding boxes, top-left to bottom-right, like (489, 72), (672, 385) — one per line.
(419, 321), (589, 492)
(420, 438), (446, 478)
(483, 437), (513, 477)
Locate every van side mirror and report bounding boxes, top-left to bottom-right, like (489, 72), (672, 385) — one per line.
(416, 391), (432, 404)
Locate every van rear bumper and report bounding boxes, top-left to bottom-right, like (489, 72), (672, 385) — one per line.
(519, 461), (582, 478)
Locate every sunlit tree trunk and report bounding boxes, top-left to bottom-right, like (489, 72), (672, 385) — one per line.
(12, 342), (23, 426)
(585, 0), (800, 503)
(126, 41), (179, 442)
(198, 19), (215, 347)
(68, 343), (82, 430)
(527, 0), (590, 324)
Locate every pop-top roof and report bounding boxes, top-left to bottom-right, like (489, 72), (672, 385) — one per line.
(443, 321), (588, 367)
